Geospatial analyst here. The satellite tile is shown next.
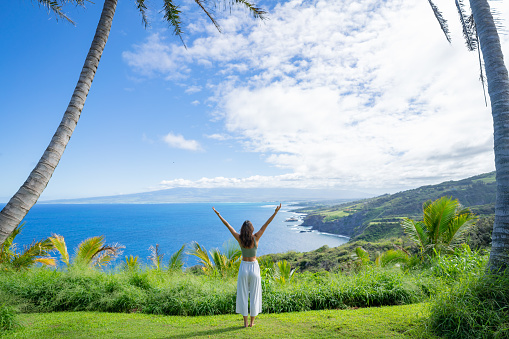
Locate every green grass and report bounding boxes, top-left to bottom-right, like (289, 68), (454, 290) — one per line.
(2, 303), (437, 338)
(322, 210), (351, 222)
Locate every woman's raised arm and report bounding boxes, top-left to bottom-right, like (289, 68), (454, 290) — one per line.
(254, 203), (281, 240)
(213, 207), (240, 242)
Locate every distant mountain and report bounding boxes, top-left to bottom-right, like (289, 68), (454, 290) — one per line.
(41, 187), (373, 204)
(298, 172), (496, 241)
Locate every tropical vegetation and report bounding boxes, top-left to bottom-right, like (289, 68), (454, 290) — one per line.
(401, 196), (478, 256)
(426, 0), (509, 272)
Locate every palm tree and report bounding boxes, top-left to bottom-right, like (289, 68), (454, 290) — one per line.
(50, 234), (124, 268)
(427, 0), (509, 271)
(0, 0), (266, 247)
(401, 197), (477, 256)
(0, 224), (55, 270)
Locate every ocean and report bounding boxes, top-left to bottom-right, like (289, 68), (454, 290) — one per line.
(5, 203), (349, 267)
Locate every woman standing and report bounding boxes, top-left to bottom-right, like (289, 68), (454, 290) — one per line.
(212, 204), (282, 327)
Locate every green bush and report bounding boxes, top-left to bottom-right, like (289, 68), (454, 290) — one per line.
(0, 303), (18, 332)
(426, 273), (509, 339)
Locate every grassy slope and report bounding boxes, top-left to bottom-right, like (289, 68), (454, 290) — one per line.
(4, 304), (437, 339)
(296, 171), (496, 241)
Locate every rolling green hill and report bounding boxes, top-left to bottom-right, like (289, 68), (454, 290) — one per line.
(297, 172), (496, 241)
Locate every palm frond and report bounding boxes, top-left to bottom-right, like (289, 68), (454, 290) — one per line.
(92, 243), (124, 267)
(35, 257), (57, 266)
(124, 255), (140, 271)
(168, 244), (186, 271)
(222, 239), (241, 261)
(401, 218), (429, 250)
(375, 249), (409, 268)
(427, 0), (451, 43)
(455, 0), (477, 51)
(230, 0), (266, 20)
(49, 234), (70, 266)
(135, 0), (150, 28)
(0, 224), (23, 264)
(10, 238), (54, 269)
(34, 0), (77, 25)
(75, 236), (105, 265)
(274, 260), (296, 284)
(194, 0), (221, 33)
(148, 244), (164, 270)
(447, 211), (478, 245)
(210, 248), (226, 273)
(188, 242), (214, 273)
(163, 0), (186, 47)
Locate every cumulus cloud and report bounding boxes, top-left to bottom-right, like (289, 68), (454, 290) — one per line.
(125, 0), (509, 190)
(163, 132), (203, 151)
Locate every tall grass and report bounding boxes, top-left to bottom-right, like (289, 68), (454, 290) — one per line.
(0, 303), (18, 332)
(0, 265), (432, 316)
(426, 272), (509, 339)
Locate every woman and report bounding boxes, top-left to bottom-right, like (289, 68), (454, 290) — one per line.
(212, 204), (281, 327)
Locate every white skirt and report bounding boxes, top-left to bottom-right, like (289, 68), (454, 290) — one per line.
(236, 260), (262, 317)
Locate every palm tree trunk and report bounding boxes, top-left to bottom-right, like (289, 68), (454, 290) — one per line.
(0, 0), (118, 246)
(470, 0), (509, 272)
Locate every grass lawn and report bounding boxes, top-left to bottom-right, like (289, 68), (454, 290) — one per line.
(4, 303), (438, 338)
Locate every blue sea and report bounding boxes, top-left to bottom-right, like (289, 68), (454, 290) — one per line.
(6, 203), (349, 267)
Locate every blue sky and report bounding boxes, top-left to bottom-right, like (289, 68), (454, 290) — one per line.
(1, 0), (508, 201)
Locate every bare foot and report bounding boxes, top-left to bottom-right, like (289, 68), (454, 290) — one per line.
(249, 323), (255, 327)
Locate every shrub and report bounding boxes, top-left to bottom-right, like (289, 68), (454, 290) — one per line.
(426, 272), (509, 339)
(0, 303), (18, 332)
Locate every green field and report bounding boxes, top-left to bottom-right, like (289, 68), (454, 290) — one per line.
(4, 303), (436, 339)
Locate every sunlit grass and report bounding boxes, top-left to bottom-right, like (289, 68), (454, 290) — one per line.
(3, 303), (437, 338)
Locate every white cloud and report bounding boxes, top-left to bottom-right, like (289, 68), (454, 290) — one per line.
(163, 132), (203, 151)
(126, 0), (509, 190)
(185, 85), (202, 94)
(205, 133), (232, 141)
(191, 100), (200, 105)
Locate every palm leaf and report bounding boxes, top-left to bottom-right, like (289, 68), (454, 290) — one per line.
(427, 0), (451, 43)
(124, 255), (140, 271)
(49, 234), (70, 266)
(163, 0), (186, 46)
(401, 218), (429, 250)
(75, 236), (105, 265)
(455, 0), (477, 51)
(168, 244), (186, 271)
(148, 244), (164, 270)
(92, 243), (124, 267)
(35, 257), (57, 266)
(135, 0), (149, 28)
(194, 0), (221, 33)
(230, 0), (266, 20)
(10, 238), (54, 269)
(188, 242), (214, 273)
(375, 249), (409, 268)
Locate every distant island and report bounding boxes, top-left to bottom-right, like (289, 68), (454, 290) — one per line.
(40, 187), (372, 204)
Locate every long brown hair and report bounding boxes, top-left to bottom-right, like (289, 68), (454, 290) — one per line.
(239, 220), (254, 248)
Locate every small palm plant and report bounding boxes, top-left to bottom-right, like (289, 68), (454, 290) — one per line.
(401, 196), (478, 257)
(188, 240), (241, 276)
(168, 244), (186, 271)
(374, 249), (409, 268)
(123, 255), (140, 271)
(274, 260), (297, 284)
(50, 234), (124, 268)
(0, 224), (55, 270)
